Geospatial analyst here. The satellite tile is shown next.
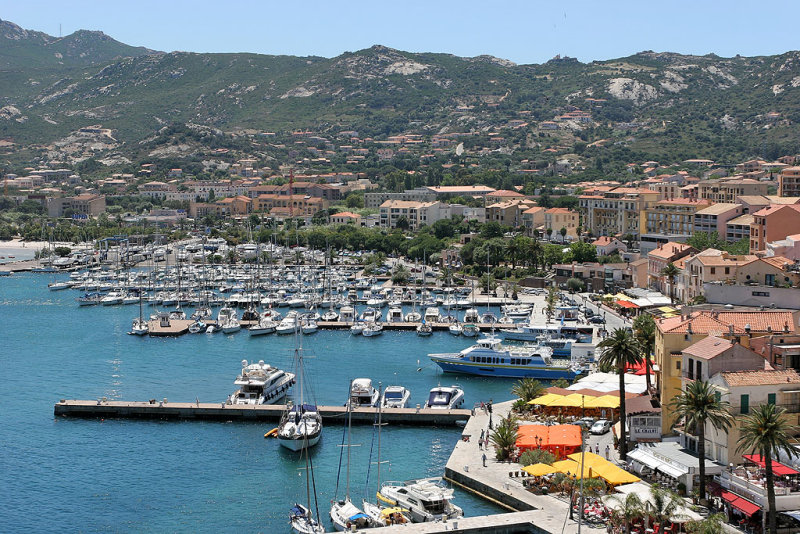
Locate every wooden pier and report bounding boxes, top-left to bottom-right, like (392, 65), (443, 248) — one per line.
(53, 399), (472, 426)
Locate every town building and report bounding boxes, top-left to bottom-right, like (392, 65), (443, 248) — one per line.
(330, 211), (363, 225)
(693, 203), (743, 236)
(683, 250), (758, 302)
(697, 178), (768, 203)
(486, 199), (535, 228)
(654, 309), (798, 433)
(750, 204), (800, 253)
(579, 187), (660, 239)
(644, 198), (711, 236)
(647, 242), (697, 295)
(778, 166), (800, 197)
(592, 236), (628, 257)
(544, 208), (579, 240)
(47, 194), (106, 217)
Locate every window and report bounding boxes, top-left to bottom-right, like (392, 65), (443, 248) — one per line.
(768, 393), (776, 405)
(740, 394), (749, 414)
(676, 360), (681, 370)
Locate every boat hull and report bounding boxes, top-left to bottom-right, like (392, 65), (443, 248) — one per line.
(430, 357), (580, 380)
(278, 432), (321, 451)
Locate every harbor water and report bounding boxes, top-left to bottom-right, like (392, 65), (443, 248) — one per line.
(1, 273), (508, 532)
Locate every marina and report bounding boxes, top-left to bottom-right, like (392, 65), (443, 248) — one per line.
(3, 256), (607, 533)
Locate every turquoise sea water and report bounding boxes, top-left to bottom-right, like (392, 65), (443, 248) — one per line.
(0, 273), (509, 533)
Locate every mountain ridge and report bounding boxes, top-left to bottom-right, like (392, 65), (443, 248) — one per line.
(1, 19), (799, 167)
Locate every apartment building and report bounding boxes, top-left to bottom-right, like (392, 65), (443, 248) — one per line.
(544, 208), (579, 239)
(521, 206), (546, 236)
(647, 242), (697, 294)
(254, 194), (329, 218)
(579, 187), (660, 238)
(779, 166), (800, 197)
(726, 214), (755, 243)
(365, 188), (435, 209)
(697, 178), (768, 203)
(750, 204), (800, 253)
(654, 309), (798, 433)
(330, 211), (362, 225)
(137, 181), (177, 200)
(644, 198), (711, 236)
(693, 203), (742, 236)
(683, 250), (757, 301)
(47, 194), (106, 217)
(485, 199), (535, 228)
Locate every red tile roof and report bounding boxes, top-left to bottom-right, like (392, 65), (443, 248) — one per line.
(681, 336), (734, 360)
(657, 310), (796, 335)
(722, 369), (800, 387)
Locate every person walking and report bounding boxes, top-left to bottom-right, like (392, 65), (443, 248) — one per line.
(482, 453), (487, 467)
(487, 399), (493, 415)
(595, 443), (599, 455)
(605, 445), (610, 460)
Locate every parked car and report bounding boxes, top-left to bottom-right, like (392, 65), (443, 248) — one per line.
(584, 308), (595, 318)
(589, 315), (605, 324)
(577, 416), (595, 429)
(590, 419), (611, 435)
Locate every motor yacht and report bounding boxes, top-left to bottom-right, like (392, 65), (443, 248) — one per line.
(360, 307), (381, 323)
(423, 307), (441, 323)
(386, 306), (404, 323)
(230, 360), (295, 405)
(448, 322), (462, 336)
(381, 385), (410, 408)
(248, 316), (277, 336)
(416, 322), (432, 336)
(339, 306), (356, 323)
(348, 378), (379, 407)
(462, 323), (479, 337)
(424, 386), (465, 410)
(276, 313), (299, 335)
(378, 478), (463, 523)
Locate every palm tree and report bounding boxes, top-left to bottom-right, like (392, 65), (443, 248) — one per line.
(597, 328), (642, 461)
(737, 403), (798, 534)
(647, 484), (687, 531)
(669, 380), (733, 505)
(511, 378), (545, 404)
(490, 414), (519, 461)
(686, 513), (726, 534)
(633, 314), (656, 392)
(608, 492), (644, 534)
(660, 262), (680, 304)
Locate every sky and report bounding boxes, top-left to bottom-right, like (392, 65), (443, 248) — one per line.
(2, 1), (799, 65)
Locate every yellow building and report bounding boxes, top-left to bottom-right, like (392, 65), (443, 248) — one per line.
(654, 309), (798, 434)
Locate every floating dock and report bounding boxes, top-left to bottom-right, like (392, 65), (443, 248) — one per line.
(53, 400), (471, 426)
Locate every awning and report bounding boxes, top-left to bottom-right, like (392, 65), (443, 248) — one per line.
(584, 395), (621, 409)
(523, 463), (559, 477)
(743, 454), (800, 476)
(656, 462), (686, 479)
(722, 491), (761, 517)
(528, 393), (564, 406)
(616, 299), (639, 309)
(626, 449), (688, 479)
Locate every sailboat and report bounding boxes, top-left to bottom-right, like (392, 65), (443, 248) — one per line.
(330, 380), (376, 531)
(363, 383), (411, 527)
(129, 290), (149, 336)
(277, 329), (323, 451)
(289, 433), (325, 534)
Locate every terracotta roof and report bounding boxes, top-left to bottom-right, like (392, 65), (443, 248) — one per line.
(331, 211), (360, 218)
(695, 203), (741, 216)
(593, 236), (615, 246)
(721, 369), (800, 387)
(648, 242), (695, 260)
(657, 310), (796, 335)
(546, 207), (574, 214)
(487, 189), (526, 197)
(682, 336), (734, 360)
(727, 214), (755, 226)
(626, 395), (661, 415)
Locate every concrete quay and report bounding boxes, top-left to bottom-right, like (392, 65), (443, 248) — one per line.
(440, 400), (604, 534)
(53, 399), (471, 426)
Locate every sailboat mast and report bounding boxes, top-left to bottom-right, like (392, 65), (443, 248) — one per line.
(346, 378), (353, 499)
(376, 382), (383, 491)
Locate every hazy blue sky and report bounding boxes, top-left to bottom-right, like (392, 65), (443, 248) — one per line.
(2, 1), (799, 64)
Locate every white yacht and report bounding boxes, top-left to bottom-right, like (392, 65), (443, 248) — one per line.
(378, 478), (464, 523)
(277, 403), (323, 451)
(362, 322), (383, 337)
(100, 290), (126, 306)
(360, 307), (381, 323)
(289, 503), (325, 534)
(404, 309), (422, 322)
(230, 360), (295, 405)
(248, 316), (277, 336)
(448, 322), (462, 336)
(339, 305), (356, 323)
(416, 322), (432, 336)
(276, 313), (299, 335)
(462, 323), (479, 337)
(424, 386), (465, 410)
(348, 378), (379, 407)
(130, 317), (149, 336)
(386, 306), (404, 323)
(381, 385), (410, 408)
(321, 310), (339, 321)
(301, 318), (318, 335)
(350, 322), (366, 335)
(463, 308), (480, 324)
(423, 307), (441, 323)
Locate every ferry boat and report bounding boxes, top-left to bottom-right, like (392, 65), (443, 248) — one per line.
(378, 478), (463, 523)
(230, 360), (295, 405)
(500, 323), (593, 344)
(428, 336), (582, 380)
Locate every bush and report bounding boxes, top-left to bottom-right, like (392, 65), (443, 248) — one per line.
(519, 449), (556, 466)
